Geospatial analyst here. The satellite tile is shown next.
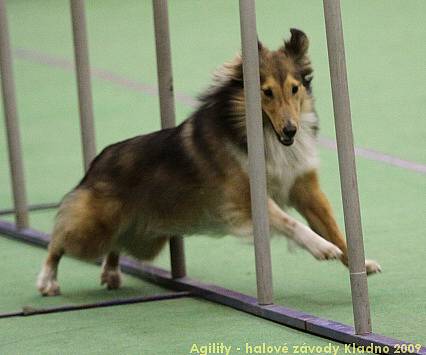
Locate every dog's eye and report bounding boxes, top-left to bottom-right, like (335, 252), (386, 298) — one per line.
(292, 85), (299, 95)
(262, 88), (273, 98)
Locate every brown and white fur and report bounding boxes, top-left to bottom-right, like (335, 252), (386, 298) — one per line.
(37, 29), (380, 296)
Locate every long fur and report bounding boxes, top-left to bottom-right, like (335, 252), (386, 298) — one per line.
(37, 29), (380, 296)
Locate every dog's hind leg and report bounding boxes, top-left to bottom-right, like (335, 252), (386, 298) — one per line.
(37, 189), (121, 296)
(37, 240), (64, 296)
(268, 198), (342, 260)
(37, 220), (116, 296)
(100, 251), (122, 290)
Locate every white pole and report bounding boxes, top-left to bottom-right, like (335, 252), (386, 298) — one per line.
(239, 0), (273, 305)
(152, 0), (186, 278)
(70, 0), (96, 171)
(0, 0), (29, 229)
(323, 0), (372, 334)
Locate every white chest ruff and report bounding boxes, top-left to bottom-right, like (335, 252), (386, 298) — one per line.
(265, 112), (320, 207)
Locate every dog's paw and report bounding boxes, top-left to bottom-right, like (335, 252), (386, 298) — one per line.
(293, 223), (343, 261)
(311, 239), (343, 261)
(37, 267), (61, 296)
(366, 259), (382, 275)
(100, 269), (122, 290)
(37, 279), (61, 296)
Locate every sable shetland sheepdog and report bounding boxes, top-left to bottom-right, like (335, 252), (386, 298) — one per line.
(37, 29), (381, 296)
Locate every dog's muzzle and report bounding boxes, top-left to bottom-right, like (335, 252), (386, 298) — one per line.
(278, 123), (297, 146)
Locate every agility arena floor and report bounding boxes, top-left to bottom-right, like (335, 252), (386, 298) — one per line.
(0, 1), (425, 354)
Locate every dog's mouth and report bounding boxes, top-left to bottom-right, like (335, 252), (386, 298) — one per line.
(277, 133), (294, 146)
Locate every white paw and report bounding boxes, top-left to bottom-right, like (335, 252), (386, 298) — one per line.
(37, 266), (61, 296)
(293, 223), (343, 261)
(366, 259), (382, 275)
(309, 238), (343, 261)
(100, 269), (122, 290)
(38, 280), (61, 296)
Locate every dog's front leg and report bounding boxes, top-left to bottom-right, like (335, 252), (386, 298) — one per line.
(268, 198), (342, 260)
(289, 171), (381, 274)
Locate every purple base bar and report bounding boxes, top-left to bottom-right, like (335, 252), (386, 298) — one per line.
(1, 220), (425, 354)
(0, 220), (51, 246)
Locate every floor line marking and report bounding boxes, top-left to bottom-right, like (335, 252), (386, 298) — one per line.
(13, 47), (426, 175)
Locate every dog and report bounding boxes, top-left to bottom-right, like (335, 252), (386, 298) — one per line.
(37, 29), (381, 296)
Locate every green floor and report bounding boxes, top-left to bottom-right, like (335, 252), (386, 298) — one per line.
(1, 237), (360, 355)
(1, 0), (425, 354)
(1, 298), (351, 355)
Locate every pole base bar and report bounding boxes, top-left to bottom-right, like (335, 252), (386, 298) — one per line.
(0, 220), (424, 355)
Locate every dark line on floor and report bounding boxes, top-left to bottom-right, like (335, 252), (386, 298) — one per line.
(0, 291), (191, 319)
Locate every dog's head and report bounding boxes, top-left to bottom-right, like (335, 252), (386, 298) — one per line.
(225, 29), (314, 146)
(258, 29), (313, 146)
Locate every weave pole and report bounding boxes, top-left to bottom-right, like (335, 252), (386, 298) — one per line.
(70, 0), (96, 171)
(152, 0), (186, 279)
(323, 0), (372, 334)
(239, 0), (273, 305)
(0, 0), (29, 229)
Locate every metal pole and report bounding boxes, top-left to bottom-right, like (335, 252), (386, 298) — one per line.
(152, 0), (186, 279)
(323, 0), (371, 334)
(239, 0), (273, 305)
(0, 0), (29, 229)
(70, 0), (96, 171)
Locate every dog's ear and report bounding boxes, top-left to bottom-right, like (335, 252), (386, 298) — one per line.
(282, 28), (309, 61)
(257, 39), (268, 65)
(257, 38), (264, 53)
(281, 28), (313, 90)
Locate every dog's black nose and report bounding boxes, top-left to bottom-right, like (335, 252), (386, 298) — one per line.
(283, 124), (297, 139)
